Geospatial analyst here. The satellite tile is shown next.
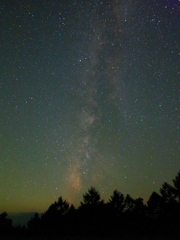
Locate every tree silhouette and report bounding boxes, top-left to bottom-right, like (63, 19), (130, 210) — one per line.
(40, 196), (72, 236)
(106, 190), (126, 237)
(27, 212), (41, 235)
(56, 196), (70, 215)
(173, 170), (180, 202)
(147, 191), (163, 219)
(2, 170), (180, 239)
(158, 173), (180, 237)
(133, 197), (146, 216)
(80, 186), (104, 206)
(79, 187), (104, 236)
(0, 212), (13, 236)
(108, 190), (125, 216)
(43, 196), (70, 219)
(124, 194), (135, 213)
(160, 182), (175, 203)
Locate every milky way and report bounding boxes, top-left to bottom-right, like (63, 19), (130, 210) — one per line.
(0, 0), (179, 212)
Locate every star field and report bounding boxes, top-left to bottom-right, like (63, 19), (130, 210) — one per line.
(0, 0), (179, 212)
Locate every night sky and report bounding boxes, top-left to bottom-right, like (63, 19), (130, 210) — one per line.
(0, 0), (179, 213)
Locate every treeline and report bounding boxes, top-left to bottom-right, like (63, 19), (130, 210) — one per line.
(1, 170), (180, 239)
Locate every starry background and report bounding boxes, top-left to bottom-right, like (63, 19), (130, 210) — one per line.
(0, 0), (179, 213)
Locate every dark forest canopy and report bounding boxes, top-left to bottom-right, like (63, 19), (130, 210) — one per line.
(1, 170), (180, 239)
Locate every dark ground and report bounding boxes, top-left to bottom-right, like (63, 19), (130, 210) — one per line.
(1, 236), (180, 240)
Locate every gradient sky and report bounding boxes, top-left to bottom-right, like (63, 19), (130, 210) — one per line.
(0, 0), (179, 213)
